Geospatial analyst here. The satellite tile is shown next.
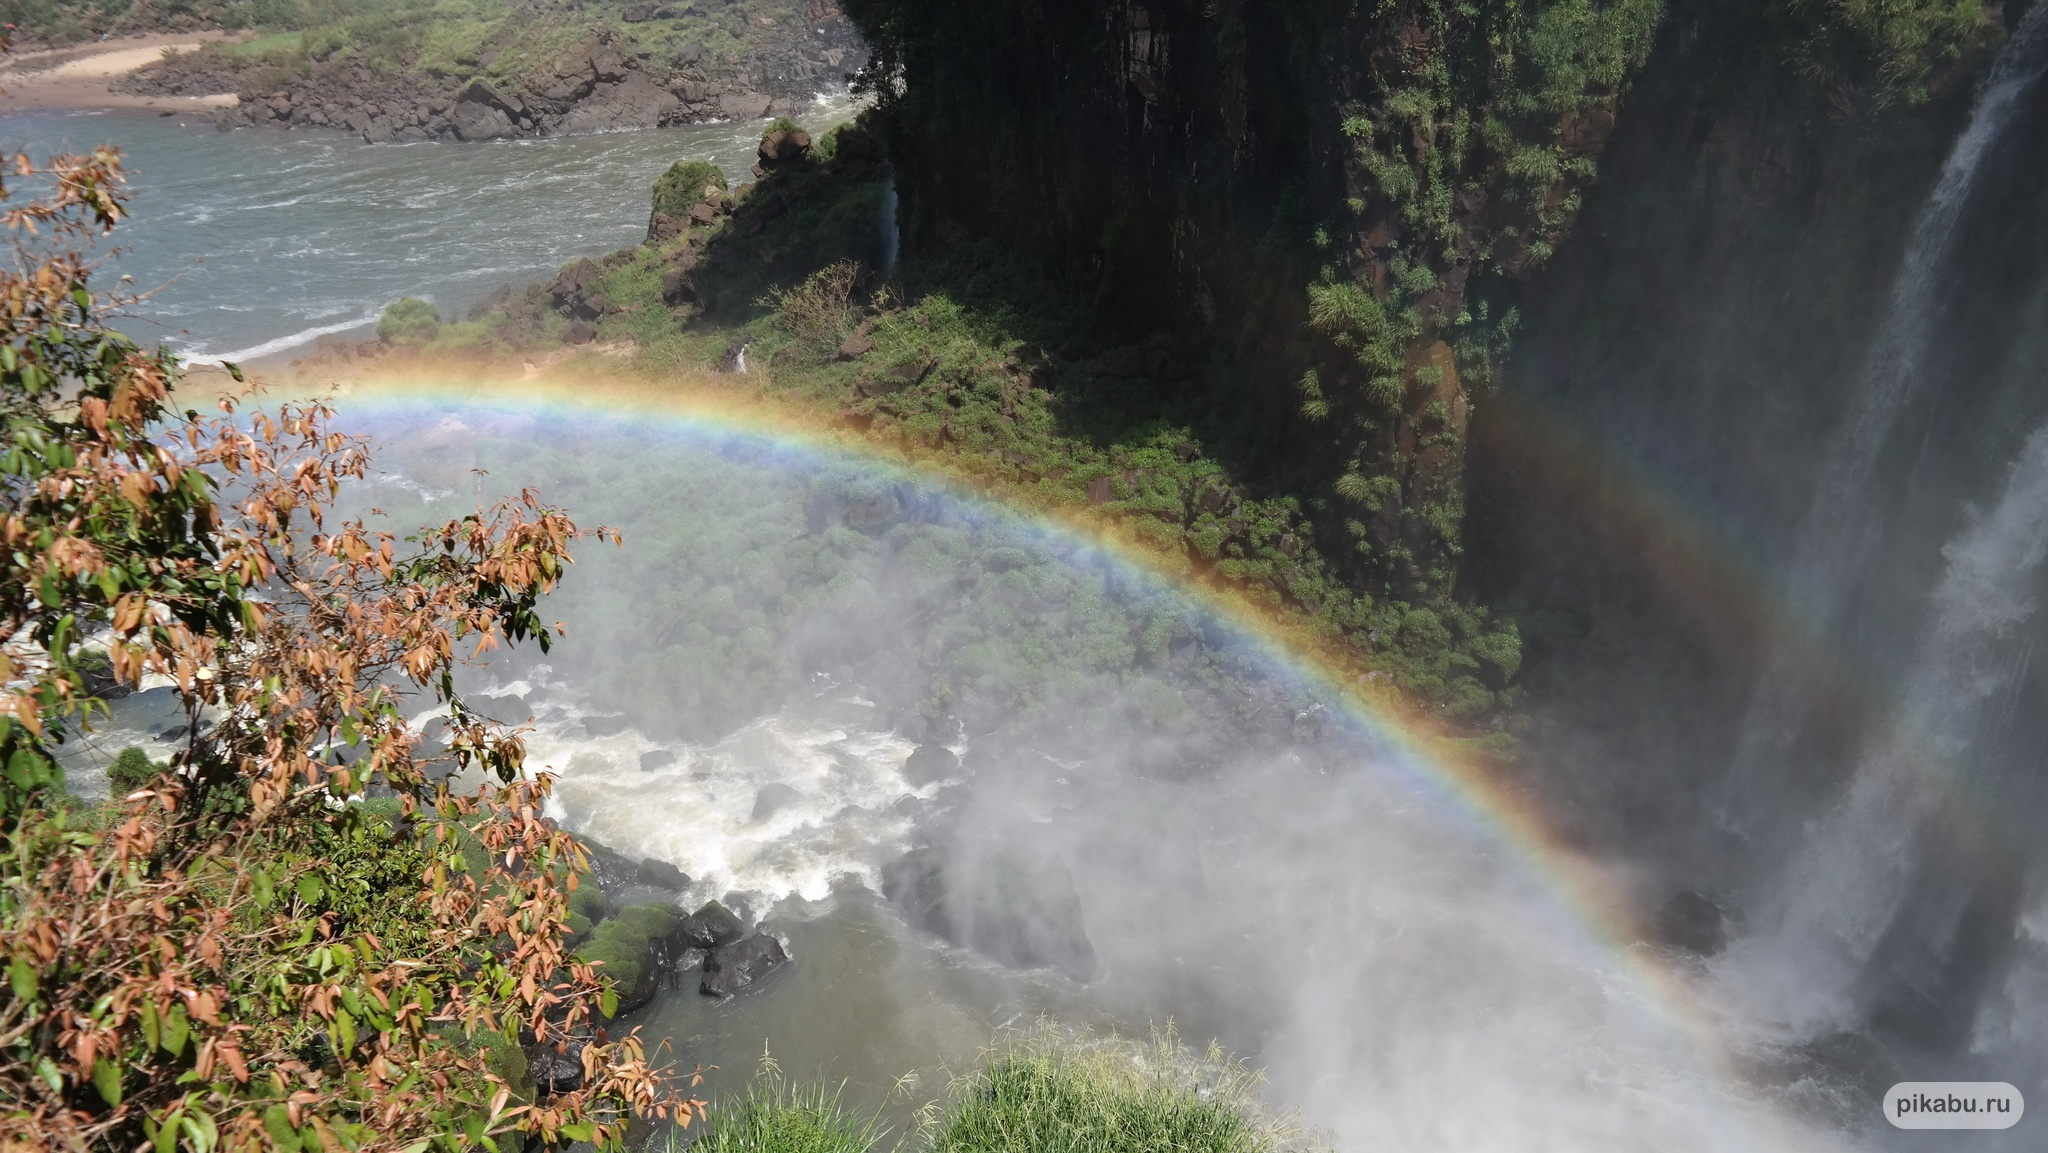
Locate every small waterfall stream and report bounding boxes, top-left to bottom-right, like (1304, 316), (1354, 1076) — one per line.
(1719, 4), (2048, 837)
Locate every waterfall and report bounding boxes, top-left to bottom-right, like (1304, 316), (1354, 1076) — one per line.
(879, 177), (901, 271)
(1726, 422), (2048, 1038)
(1718, 5), (2048, 833)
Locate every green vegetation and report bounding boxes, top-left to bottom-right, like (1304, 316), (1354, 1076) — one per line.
(653, 159), (729, 220)
(105, 745), (165, 797)
(378, 295), (441, 344)
(687, 1077), (887, 1153)
(678, 1032), (1272, 1153)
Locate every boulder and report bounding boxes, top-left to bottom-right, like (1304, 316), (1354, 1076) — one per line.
(457, 78), (525, 117)
(881, 846), (1100, 982)
(1654, 890), (1731, 956)
(901, 743), (958, 787)
(838, 333), (875, 360)
(448, 100), (516, 142)
(549, 257), (601, 302)
(527, 1037), (587, 1093)
(623, 3), (656, 20)
(640, 749), (677, 770)
(660, 268), (696, 305)
(719, 91), (773, 120)
(758, 128), (812, 167)
(700, 933), (788, 998)
(752, 782), (801, 821)
(677, 900), (746, 950)
(563, 320), (598, 344)
(638, 857), (690, 890)
(557, 74), (681, 135)
(686, 201), (719, 225)
(591, 46), (632, 82)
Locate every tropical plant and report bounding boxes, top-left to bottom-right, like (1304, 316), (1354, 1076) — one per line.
(377, 296), (441, 344)
(0, 147), (697, 1150)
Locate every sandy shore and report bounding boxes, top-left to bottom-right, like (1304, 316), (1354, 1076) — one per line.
(0, 32), (241, 114)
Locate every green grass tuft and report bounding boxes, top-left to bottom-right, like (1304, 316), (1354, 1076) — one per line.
(934, 1030), (1274, 1153)
(688, 1076), (888, 1153)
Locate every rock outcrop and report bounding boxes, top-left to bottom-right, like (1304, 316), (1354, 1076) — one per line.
(700, 933), (789, 998)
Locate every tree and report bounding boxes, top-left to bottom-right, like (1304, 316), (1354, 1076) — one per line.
(0, 145), (697, 1150)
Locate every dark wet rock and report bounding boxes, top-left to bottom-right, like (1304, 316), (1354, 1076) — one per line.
(528, 1038), (587, 1093)
(1654, 890), (1731, 956)
(638, 858), (690, 890)
(563, 320), (599, 345)
(752, 782), (802, 821)
(901, 743), (959, 787)
(583, 902), (684, 1015)
(700, 933), (788, 998)
(677, 900), (747, 950)
(640, 749), (678, 770)
(881, 846), (1100, 982)
(660, 268), (697, 304)
(581, 840), (644, 892)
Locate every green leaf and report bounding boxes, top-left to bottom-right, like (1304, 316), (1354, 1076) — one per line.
(332, 1005), (356, 1051)
(263, 1107), (303, 1153)
(8, 957), (38, 1002)
(558, 1122), (596, 1143)
(295, 873), (327, 905)
(140, 1000), (160, 1051)
(163, 1003), (190, 1057)
(253, 868), (274, 910)
(598, 987), (617, 1018)
(35, 1055), (63, 1093)
(92, 1057), (123, 1106)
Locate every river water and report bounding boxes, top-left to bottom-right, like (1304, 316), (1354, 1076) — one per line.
(4, 111), (1916, 1151)
(0, 97), (857, 363)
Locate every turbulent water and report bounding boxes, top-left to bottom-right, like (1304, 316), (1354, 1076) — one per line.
(0, 95), (860, 363)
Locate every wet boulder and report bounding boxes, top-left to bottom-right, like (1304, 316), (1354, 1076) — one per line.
(527, 1037), (587, 1094)
(640, 749), (678, 770)
(700, 933), (788, 998)
(638, 857), (690, 890)
(901, 744), (959, 787)
(564, 320), (598, 345)
(448, 99), (516, 142)
(758, 128), (812, 167)
(677, 900), (747, 950)
(1654, 890), (1732, 956)
(580, 902), (684, 1017)
(881, 846), (1100, 982)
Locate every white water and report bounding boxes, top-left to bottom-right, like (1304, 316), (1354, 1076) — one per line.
(1725, 422), (2048, 1033)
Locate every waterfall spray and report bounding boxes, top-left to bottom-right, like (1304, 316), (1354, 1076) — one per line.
(1718, 4), (2048, 835)
(1728, 422), (2048, 1038)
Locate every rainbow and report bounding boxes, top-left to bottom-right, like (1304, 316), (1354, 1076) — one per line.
(315, 362), (1826, 1148)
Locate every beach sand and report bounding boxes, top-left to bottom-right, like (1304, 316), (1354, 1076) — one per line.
(1, 33), (241, 115)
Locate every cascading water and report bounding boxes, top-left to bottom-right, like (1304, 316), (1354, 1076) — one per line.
(1718, 4), (2048, 839)
(1724, 423), (2048, 1058)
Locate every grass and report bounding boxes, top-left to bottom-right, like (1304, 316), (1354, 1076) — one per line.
(673, 1030), (1276, 1153)
(934, 1032), (1274, 1153)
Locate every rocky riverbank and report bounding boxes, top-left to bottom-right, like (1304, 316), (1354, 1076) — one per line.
(114, 2), (867, 142)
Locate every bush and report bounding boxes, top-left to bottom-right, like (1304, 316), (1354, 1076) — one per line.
(377, 295), (441, 344)
(105, 746), (163, 797)
(653, 159), (730, 218)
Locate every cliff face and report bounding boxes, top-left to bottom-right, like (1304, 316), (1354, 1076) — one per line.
(839, 0), (1993, 634)
(842, 0), (1668, 607)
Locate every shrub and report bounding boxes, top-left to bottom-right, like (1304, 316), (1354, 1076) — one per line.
(105, 746), (164, 797)
(765, 259), (865, 349)
(653, 159), (730, 218)
(378, 295), (441, 344)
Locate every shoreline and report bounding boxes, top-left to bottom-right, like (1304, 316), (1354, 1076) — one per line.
(0, 32), (240, 114)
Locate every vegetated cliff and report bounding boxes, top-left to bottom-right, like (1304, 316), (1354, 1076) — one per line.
(85, 0), (868, 140)
(827, 0), (1997, 722)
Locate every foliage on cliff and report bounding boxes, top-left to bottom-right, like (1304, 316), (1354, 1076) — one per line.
(0, 149), (694, 1150)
